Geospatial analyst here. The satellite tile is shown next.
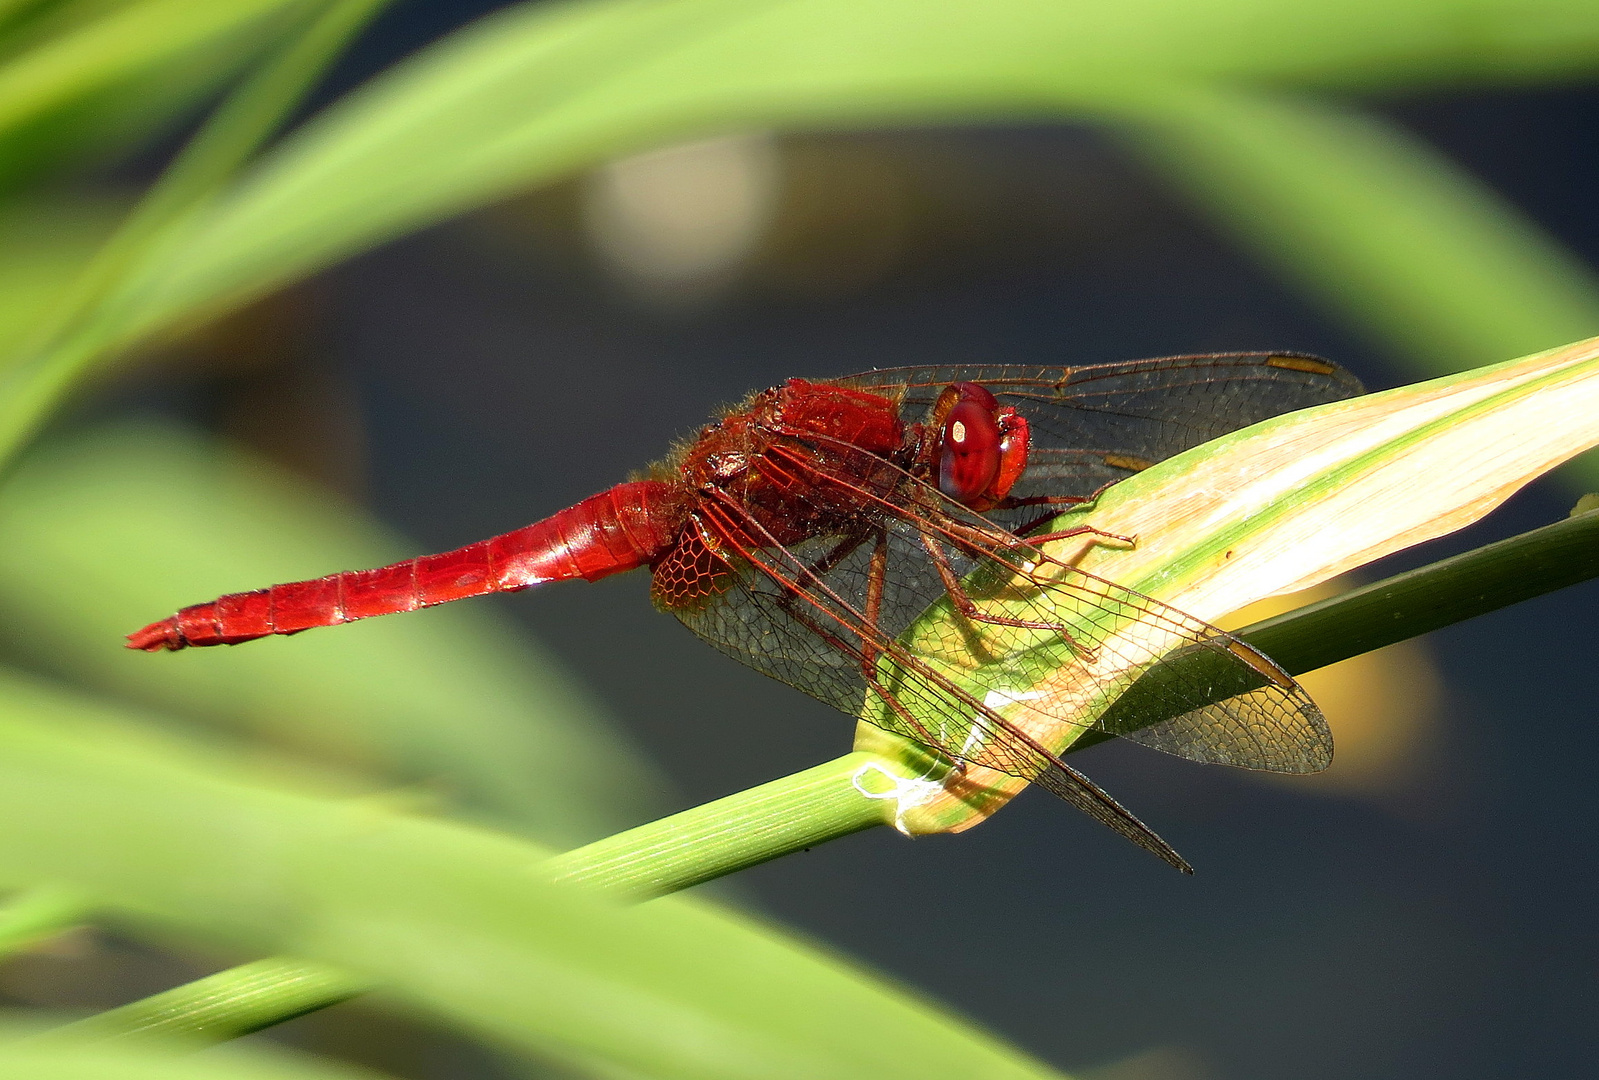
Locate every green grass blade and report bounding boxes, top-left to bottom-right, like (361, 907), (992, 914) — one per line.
(1240, 502), (1599, 673)
(858, 336), (1599, 828)
(1074, 501), (1599, 751)
(1120, 87), (1599, 379)
(0, 7), (285, 198)
(6, 0), (1599, 465)
(0, 1026), (397, 1080)
(44, 0), (394, 309)
(1074, 338), (1599, 612)
(0, 196), (122, 353)
(23, 421), (1599, 1056)
(47, 958), (371, 1043)
(0, 671), (1067, 1080)
(0, 0), (307, 141)
(0, 0), (394, 466)
(1117, 86), (1599, 489)
(118, 0), (392, 227)
(0, 421), (667, 845)
(0, 884), (87, 959)
(100, 0), (1599, 341)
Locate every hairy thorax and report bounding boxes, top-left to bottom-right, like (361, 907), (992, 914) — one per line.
(673, 379), (914, 548)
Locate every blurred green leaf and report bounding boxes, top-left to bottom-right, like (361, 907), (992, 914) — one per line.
(0, 0), (367, 199)
(101, 0), (1599, 336)
(0, 1023), (397, 1080)
(0, 195), (122, 352)
(0, 884), (87, 958)
(5, 0), (1599, 457)
(0, 421), (667, 846)
(0, 39), (260, 199)
(0, 0), (1592, 1073)
(1120, 87), (1599, 380)
(0, 672), (1068, 1080)
(1115, 87), (1599, 487)
(0, 0), (305, 140)
(0, 0), (393, 459)
(47, 957), (370, 1043)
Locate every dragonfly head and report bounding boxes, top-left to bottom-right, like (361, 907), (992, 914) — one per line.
(934, 382), (1029, 511)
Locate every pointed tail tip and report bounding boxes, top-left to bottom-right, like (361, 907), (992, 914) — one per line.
(126, 620), (182, 652)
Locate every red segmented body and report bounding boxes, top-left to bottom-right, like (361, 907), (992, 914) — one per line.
(127, 481), (685, 651)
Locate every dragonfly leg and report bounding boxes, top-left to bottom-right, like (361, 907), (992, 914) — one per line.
(1012, 509), (1071, 538)
(1003, 476), (1137, 535)
(935, 515), (1125, 570)
(856, 529), (964, 763)
(768, 527), (870, 620)
(804, 527), (874, 585)
(945, 509), (1134, 552)
(1023, 524), (1136, 548)
(916, 526), (1089, 649)
(858, 528), (889, 675)
(999, 474), (1125, 515)
(996, 493), (1092, 512)
(999, 499), (1135, 548)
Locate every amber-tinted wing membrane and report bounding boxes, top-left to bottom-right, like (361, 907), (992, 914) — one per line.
(884, 402), (1336, 770)
(660, 513), (948, 735)
(669, 503), (1325, 855)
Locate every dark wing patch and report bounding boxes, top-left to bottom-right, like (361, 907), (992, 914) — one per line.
(650, 526), (737, 613)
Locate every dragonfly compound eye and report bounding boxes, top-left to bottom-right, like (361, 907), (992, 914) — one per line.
(937, 396), (1003, 505)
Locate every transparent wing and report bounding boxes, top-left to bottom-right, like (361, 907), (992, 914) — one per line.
(832, 352), (1363, 523)
(922, 547), (1333, 774)
(657, 509), (1194, 871)
(658, 496), (1328, 867)
(656, 419), (1330, 764)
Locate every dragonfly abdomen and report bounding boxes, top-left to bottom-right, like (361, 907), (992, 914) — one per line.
(127, 481), (685, 651)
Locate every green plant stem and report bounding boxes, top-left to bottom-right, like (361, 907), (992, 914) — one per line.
(41, 958), (371, 1044)
(1241, 505), (1599, 672)
(0, 884), (87, 959)
(545, 752), (894, 898)
(51, 506), (1599, 1044)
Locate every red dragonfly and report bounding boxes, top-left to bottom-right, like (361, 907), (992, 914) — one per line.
(130, 353), (1362, 871)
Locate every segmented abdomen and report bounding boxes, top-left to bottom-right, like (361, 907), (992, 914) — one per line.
(127, 481), (684, 651)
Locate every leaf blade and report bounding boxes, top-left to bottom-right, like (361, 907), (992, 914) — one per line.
(0, 670), (1067, 1080)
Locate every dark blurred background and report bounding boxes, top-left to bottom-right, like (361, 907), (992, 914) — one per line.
(6, 3), (1598, 1079)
